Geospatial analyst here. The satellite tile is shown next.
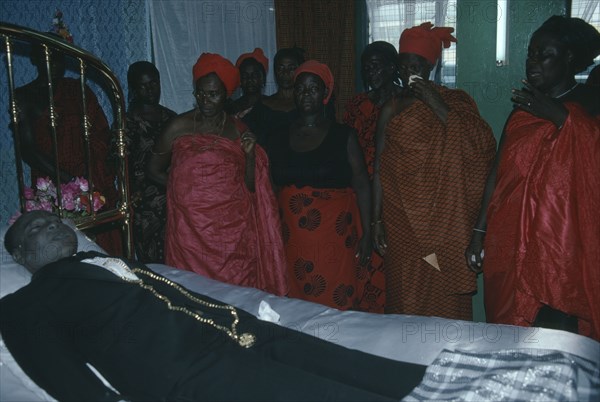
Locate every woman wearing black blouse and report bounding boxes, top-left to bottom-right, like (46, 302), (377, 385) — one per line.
(270, 61), (374, 311)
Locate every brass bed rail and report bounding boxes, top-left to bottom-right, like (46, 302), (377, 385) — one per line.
(0, 21), (133, 258)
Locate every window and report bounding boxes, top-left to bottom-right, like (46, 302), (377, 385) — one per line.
(366, 0), (457, 87)
(570, 0), (600, 82)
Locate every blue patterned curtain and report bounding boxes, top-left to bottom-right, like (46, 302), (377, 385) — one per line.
(0, 0), (150, 225)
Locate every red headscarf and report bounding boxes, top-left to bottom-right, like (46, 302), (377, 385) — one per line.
(399, 22), (457, 64)
(192, 53), (240, 97)
(293, 60), (334, 104)
(235, 48), (269, 74)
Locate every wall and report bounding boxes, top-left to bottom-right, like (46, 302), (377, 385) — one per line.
(455, 0), (566, 321)
(457, 0), (567, 138)
(0, 0), (150, 225)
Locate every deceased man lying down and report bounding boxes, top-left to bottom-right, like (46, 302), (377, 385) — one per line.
(0, 211), (426, 401)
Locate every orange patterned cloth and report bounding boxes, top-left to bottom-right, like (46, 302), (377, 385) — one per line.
(279, 186), (375, 310)
(380, 86), (496, 319)
(343, 93), (386, 313)
(484, 104), (600, 340)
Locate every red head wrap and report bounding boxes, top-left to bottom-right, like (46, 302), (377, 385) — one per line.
(399, 22), (457, 64)
(235, 48), (269, 74)
(192, 53), (240, 97)
(293, 60), (334, 104)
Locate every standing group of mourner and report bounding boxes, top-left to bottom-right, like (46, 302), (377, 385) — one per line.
(1, 14), (599, 401)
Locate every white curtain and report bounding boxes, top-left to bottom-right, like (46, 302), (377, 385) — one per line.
(575, 0), (598, 21)
(365, 0), (455, 86)
(366, 0), (452, 47)
(149, 0), (277, 114)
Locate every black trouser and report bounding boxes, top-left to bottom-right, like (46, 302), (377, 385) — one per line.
(533, 304), (579, 334)
(169, 309), (426, 401)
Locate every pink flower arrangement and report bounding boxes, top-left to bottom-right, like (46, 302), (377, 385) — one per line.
(11, 177), (105, 223)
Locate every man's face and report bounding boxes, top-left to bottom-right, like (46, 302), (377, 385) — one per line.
(11, 211), (78, 273)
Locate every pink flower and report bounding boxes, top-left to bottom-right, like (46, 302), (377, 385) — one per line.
(38, 199), (54, 212)
(24, 186), (35, 200)
(74, 177), (89, 192)
(14, 176), (105, 218)
(36, 177), (52, 192)
(25, 200), (40, 211)
(92, 193), (106, 212)
(61, 192), (76, 211)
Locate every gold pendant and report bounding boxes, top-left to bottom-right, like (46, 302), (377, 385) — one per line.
(238, 333), (256, 348)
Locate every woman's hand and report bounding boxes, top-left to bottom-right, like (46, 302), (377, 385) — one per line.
(465, 231), (485, 274)
(409, 78), (448, 122)
(240, 131), (257, 155)
(372, 222), (387, 256)
(356, 234), (373, 266)
(511, 80), (569, 128)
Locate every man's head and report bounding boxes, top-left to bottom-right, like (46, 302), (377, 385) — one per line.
(4, 211), (78, 273)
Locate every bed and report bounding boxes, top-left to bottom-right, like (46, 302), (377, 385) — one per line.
(1, 224), (599, 401)
(1, 22), (599, 402)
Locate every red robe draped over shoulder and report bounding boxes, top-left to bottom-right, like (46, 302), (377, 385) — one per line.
(484, 104), (600, 340)
(165, 126), (288, 296)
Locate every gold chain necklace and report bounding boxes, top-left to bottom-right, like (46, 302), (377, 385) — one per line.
(192, 110), (229, 153)
(104, 258), (256, 348)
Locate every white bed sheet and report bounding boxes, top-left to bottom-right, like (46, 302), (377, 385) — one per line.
(1, 224), (599, 401)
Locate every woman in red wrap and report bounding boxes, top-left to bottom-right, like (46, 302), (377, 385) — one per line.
(373, 23), (496, 319)
(466, 16), (600, 340)
(342, 41), (402, 312)
(147, 53), (287, 296)
(269, 61), (373, 310)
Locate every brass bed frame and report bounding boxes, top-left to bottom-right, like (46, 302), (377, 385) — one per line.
(1, 22), (133, 258)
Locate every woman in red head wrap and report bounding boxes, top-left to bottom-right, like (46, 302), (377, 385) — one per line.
(147, 53), (287, 296)
(372, 23), (496, 319)
(228, 48), (269, 118)
(268, 60), (375, 310)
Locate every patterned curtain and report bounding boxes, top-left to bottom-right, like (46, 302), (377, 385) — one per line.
(274, 0), (356, 122)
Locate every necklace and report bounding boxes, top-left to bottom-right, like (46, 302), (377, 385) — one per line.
(193, 109), (227, 135)
(192, 110), (229, 153)
(103, 258), (256, 348)
(554, 83), (579, 99)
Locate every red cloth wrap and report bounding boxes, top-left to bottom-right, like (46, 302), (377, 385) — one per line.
(293, 60), (334, 104)
(164, 119), (288, 296)
(192, 53), (240, 97)
(484, 104), (600, 340)
(235, 47), (269, 74)
(399, 22), (456, 64)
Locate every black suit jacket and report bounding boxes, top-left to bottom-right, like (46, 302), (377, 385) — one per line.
(0, 252), (238, 401)
(1, 252), (426, 402)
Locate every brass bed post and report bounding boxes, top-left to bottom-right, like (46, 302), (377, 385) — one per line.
(3, 34), (26, 213)
(78, 58), (97, 220)
(113, 87), (134, 259)
(0, 22), (134, 259)
(43, 44), (64, 218)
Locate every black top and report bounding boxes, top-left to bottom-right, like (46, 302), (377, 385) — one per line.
(242, 101), (298, 149)
(270, 122), (354, 189)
